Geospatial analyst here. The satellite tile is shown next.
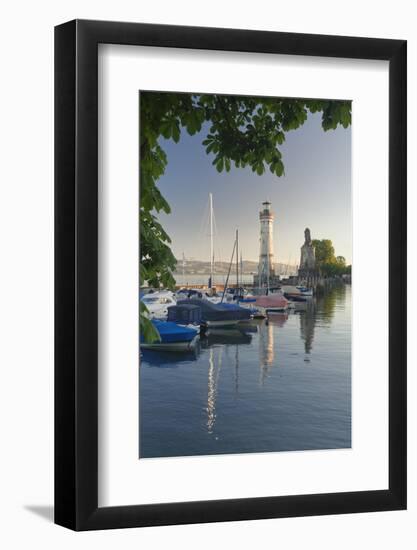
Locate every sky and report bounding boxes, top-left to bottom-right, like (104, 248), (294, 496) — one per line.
(153, 104), (352, 266)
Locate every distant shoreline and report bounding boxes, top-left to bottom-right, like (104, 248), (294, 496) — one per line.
(174, 258), (298, 277)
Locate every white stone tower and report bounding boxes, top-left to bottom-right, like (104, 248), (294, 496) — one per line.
(258, 201), (275, 285)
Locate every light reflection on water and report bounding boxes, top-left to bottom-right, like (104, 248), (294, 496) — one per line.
(139, 285), (351, 458)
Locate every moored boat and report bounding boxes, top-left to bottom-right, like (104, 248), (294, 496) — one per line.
(253, 293), (289, 313)
(281, 285), (312, 302)
(184, 298), (251, 327)
(176, 288), (205, 300)
(140, 319), (198, 351)
(140, 290), (177, 320)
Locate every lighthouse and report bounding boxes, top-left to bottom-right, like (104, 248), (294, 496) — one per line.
(258, 201), (275, 287)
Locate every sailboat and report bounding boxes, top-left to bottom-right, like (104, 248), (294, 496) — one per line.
(186, 228), (252, 327)
(211, 230), (259, 319)
(175, 194), (218, 301)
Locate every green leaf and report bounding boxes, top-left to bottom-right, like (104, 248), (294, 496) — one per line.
(172, 123), (180, 143)
(275, 160), (284, 177)
(276, 132), (285, 145)
(140, 311), (161, 344)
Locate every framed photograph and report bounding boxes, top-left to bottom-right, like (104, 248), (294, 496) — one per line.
(55, 20), (406, 530)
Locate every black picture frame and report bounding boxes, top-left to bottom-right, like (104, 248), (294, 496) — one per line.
(55, 19), (407, 531)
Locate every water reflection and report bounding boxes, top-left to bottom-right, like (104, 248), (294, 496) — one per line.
(201, 328), (252, 347)
(234, 345), (240, 396)
(140, 284), (351, 458)
(140, 346), (200, 367)
(258, 321), (274, 368)
(207, 347), (222, 433)
(317, 284), (347, 324)
(299, 302), (316, 354)
(267, 312), (289, 329)
(200, 287), (345, 434)
(204, 314), (293, 430)
(298, 285), (348, 354)
(257, 314), (288, 384)
(202, 328), (251, 432)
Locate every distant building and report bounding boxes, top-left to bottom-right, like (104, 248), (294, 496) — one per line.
(253, 201), (281, 288)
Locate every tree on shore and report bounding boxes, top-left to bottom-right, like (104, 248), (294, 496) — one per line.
(312, 239), (350, 277)
(312, 239), (335, 266)
(140, 93), (351, 340)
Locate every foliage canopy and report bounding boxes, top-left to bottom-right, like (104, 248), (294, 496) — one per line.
(312, 238), (349, 277)
(140, 92), (352, 340)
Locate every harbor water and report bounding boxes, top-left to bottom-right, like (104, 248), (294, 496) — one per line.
(139, 284), (351, 458)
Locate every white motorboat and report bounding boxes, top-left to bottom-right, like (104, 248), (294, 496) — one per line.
(140, 291), (177, 320)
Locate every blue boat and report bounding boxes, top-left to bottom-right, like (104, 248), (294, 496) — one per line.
(140, 319), (198, 351)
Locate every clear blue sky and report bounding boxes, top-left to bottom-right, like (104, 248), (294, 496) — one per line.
(155, 108), (351, 266)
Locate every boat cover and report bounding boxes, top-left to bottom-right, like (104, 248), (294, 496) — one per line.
(184, 299), (251, 321)
(141, 320), (197, 343)
(167, 304), (202, 324)
(254, 295), (288, 308)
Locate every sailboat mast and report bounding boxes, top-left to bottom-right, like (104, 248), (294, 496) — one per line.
(236, 229), (239, 289)
(209, 193), (214, 288)
(222, 238), (237, 303)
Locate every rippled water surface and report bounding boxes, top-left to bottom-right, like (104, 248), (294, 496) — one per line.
(140, 285), (351, 458)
